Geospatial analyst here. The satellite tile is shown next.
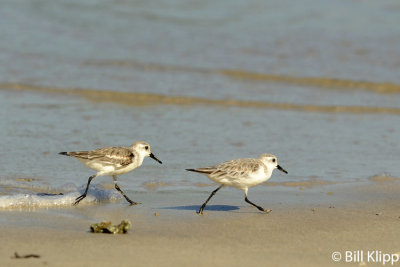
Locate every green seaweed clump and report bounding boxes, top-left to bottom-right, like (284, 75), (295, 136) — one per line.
(90, 219), (131, 234)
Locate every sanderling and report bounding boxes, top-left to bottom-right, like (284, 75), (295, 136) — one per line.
(186, 153), (287, 214)
(59, 141), (162, 205)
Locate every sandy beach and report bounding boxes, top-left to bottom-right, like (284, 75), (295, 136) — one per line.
(1, 181), (400, 267)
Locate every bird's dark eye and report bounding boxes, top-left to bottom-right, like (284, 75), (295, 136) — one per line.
(145, 146), (149, 150)
(272, 159), (276, 163)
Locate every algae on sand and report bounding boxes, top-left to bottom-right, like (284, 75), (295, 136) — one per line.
(90, 220), (131, 234)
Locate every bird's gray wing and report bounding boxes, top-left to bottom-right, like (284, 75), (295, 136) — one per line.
(67, 147), (134, 166)
(201, 158), (261, 180)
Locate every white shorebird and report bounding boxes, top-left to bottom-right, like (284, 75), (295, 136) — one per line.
(59, 141), (162, 205)
(186, 153), (287, 214)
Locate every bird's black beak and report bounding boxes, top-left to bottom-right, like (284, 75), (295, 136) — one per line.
(277, 165), (288, 174)
(150, 153), (162, 164)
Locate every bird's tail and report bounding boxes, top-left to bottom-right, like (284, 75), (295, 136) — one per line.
(59, 152), (70, 156)
(185, 168), (213, 174)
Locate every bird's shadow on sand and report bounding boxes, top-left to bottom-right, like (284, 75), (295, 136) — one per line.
(159, 205), (239, 212)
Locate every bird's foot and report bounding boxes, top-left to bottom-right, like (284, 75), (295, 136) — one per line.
(128, 201), (141, 206)
(263, 208), (272, 213)
(73, 194), (86, 206)
(196, 209), (204, 215)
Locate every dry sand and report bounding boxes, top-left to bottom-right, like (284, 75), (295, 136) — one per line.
(1, 182), (400, 267)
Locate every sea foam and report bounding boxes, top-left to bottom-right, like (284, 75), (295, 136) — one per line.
(0, 181), (121, 209)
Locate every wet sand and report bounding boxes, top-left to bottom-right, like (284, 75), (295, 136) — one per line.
(2, 83), (400, 114)
(82, 59), (400, 94)
(1, 182), (400, 267)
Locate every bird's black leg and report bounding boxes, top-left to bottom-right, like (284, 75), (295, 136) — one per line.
(244, 196), (270, 213)
(74, 174), (96, 205)
(197, 185), (224, 214)
(113, 175), (140, 205)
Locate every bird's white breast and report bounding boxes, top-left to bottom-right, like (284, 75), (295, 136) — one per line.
(246, 166), (270, 187)
(79, 159), (140, 176)
(213, 165), (270, 190)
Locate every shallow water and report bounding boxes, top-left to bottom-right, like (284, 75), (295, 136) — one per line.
(1, 88), (399, 208)
(0, 0), (400, 209)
